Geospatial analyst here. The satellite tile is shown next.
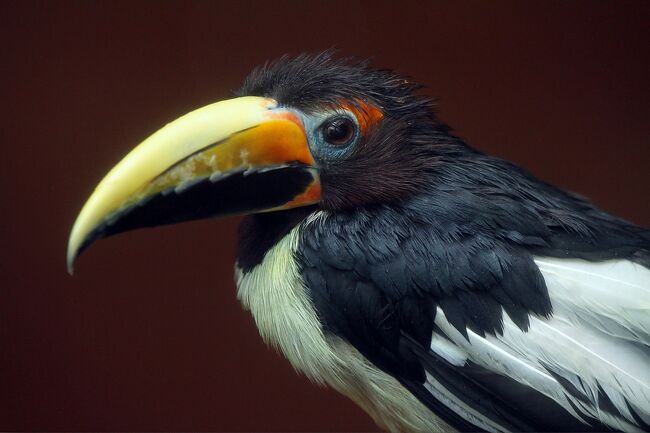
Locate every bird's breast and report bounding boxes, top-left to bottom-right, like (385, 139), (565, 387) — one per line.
(234, 219), (453, 433)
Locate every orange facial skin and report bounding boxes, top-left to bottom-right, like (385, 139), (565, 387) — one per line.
(269, 101), (382, 211)
(281, 180), (322, 209)
(340, 100), (385, 137)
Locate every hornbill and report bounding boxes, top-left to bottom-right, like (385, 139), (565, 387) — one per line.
(67, 53), (650, 433)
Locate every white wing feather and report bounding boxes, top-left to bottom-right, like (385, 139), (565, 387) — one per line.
(428, 258), (650, 432)
(536, 258), (650, 345)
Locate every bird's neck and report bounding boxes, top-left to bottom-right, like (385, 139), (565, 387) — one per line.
(236, 206), (318, 272)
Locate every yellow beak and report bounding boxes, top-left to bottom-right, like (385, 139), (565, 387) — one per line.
(67, 96), (320, 273)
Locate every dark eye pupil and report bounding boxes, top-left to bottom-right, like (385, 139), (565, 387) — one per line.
(324, 118), (354, 145)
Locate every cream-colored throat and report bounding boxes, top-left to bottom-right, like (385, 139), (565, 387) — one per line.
(235, 227), (338, 383)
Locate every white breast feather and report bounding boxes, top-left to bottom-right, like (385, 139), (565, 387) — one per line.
(235, 227), (341, 384)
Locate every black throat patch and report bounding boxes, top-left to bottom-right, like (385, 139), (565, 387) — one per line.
(237, 206), (317, 273)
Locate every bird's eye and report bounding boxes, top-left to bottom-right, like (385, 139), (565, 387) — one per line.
(322, 117), (356, 146)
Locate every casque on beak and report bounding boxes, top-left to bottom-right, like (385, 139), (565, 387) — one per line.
(67, 96), (320, 273)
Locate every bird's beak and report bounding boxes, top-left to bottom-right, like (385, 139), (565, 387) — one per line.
(67, 96), (319, 273)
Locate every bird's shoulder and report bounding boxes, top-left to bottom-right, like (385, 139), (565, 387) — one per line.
(297, 157), (650, 342)
(296, 199), (551, 350)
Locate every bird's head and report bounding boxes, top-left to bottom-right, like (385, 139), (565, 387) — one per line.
(67, 53), (460, 271)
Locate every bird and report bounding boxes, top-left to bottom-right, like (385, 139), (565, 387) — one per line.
(67, 52), (650, 433)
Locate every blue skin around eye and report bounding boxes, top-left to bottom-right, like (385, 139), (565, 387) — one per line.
(297, 110), (361, 164)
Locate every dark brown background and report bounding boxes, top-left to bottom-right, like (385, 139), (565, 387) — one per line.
(2, 1), (649, 431)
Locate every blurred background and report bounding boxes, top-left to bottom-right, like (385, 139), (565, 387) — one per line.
(2, 1), (649, 431)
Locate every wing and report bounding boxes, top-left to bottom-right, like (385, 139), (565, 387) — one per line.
(429, 257), (650, 432)
(297, 200), (650, 432)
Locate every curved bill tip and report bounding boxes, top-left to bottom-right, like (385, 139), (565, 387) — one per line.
(66, 233), (81, 275)
(66, 256), (75, 276)
(67, 216), (88, 275)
